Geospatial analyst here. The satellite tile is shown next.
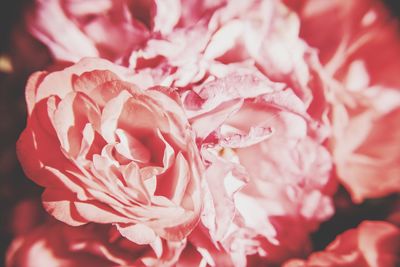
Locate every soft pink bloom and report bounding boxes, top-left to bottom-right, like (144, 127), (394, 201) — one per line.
(6, 199), (234, 267)
(6, 220), (238, 267)
(26, 0), (180, 63)
(27, 0), (147, 62)
(17, 58), (203, 244)
(124, 4), (337, 260)
(206, 0), (333, 135)
(331, 102), (400, 202)
(205, 0), (309, 84)
(286, 0), (400, 202)
(129, 0), (331, 134)
(26, 0), (227, 64)
(284, 221), (400, 267)
(6, 220), (187, 267)
(183, 74), (334, 265)
(285, 0), (400, 85)
(16, 0), (400, 266)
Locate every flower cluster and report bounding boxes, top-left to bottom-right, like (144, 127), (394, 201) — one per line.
(7, 0), (400, 266)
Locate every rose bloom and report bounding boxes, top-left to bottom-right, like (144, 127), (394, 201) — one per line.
(17, 58), (203, 245)
(183, 73), (334, 266)
(125, 1), (336, 264)
(129, 0), (302, 87)
(6, 198), (236, 267)
(6, 219), (241, 267)
(6, 220), (186, 267)
(285, 0), (400, 202)
(129, 0), (331, 133)
(126, 0), (400, 204)
(6, 198), (150, 267)
(26, 0), (226, 63)
(284, 221), (400, 267)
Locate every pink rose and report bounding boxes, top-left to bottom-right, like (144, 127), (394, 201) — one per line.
(26, 0), (183, 63)
(17, 58), (203, 244)
(6, 199), (232, 267)
(6, 220), (187, 267)
(206, 0), (333, 135)
(129, 0), (331, 133)
(331, 103), (400, 202)
(183, 74), (334, 265)
(6, 218), (237, 267)
(206, 0), (309, 83)
(284, 221), (400, 267)
(285, 0), (400, 86)
(26, 0), (226, 64)
(286, 0), (400, 202)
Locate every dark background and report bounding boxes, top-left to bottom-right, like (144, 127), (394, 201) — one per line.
(0, 0), (399, 265)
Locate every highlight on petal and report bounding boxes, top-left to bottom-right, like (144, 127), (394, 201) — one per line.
(117, 223), (157, 245)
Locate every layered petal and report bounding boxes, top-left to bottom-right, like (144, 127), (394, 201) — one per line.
(17, 58), (203, 244)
